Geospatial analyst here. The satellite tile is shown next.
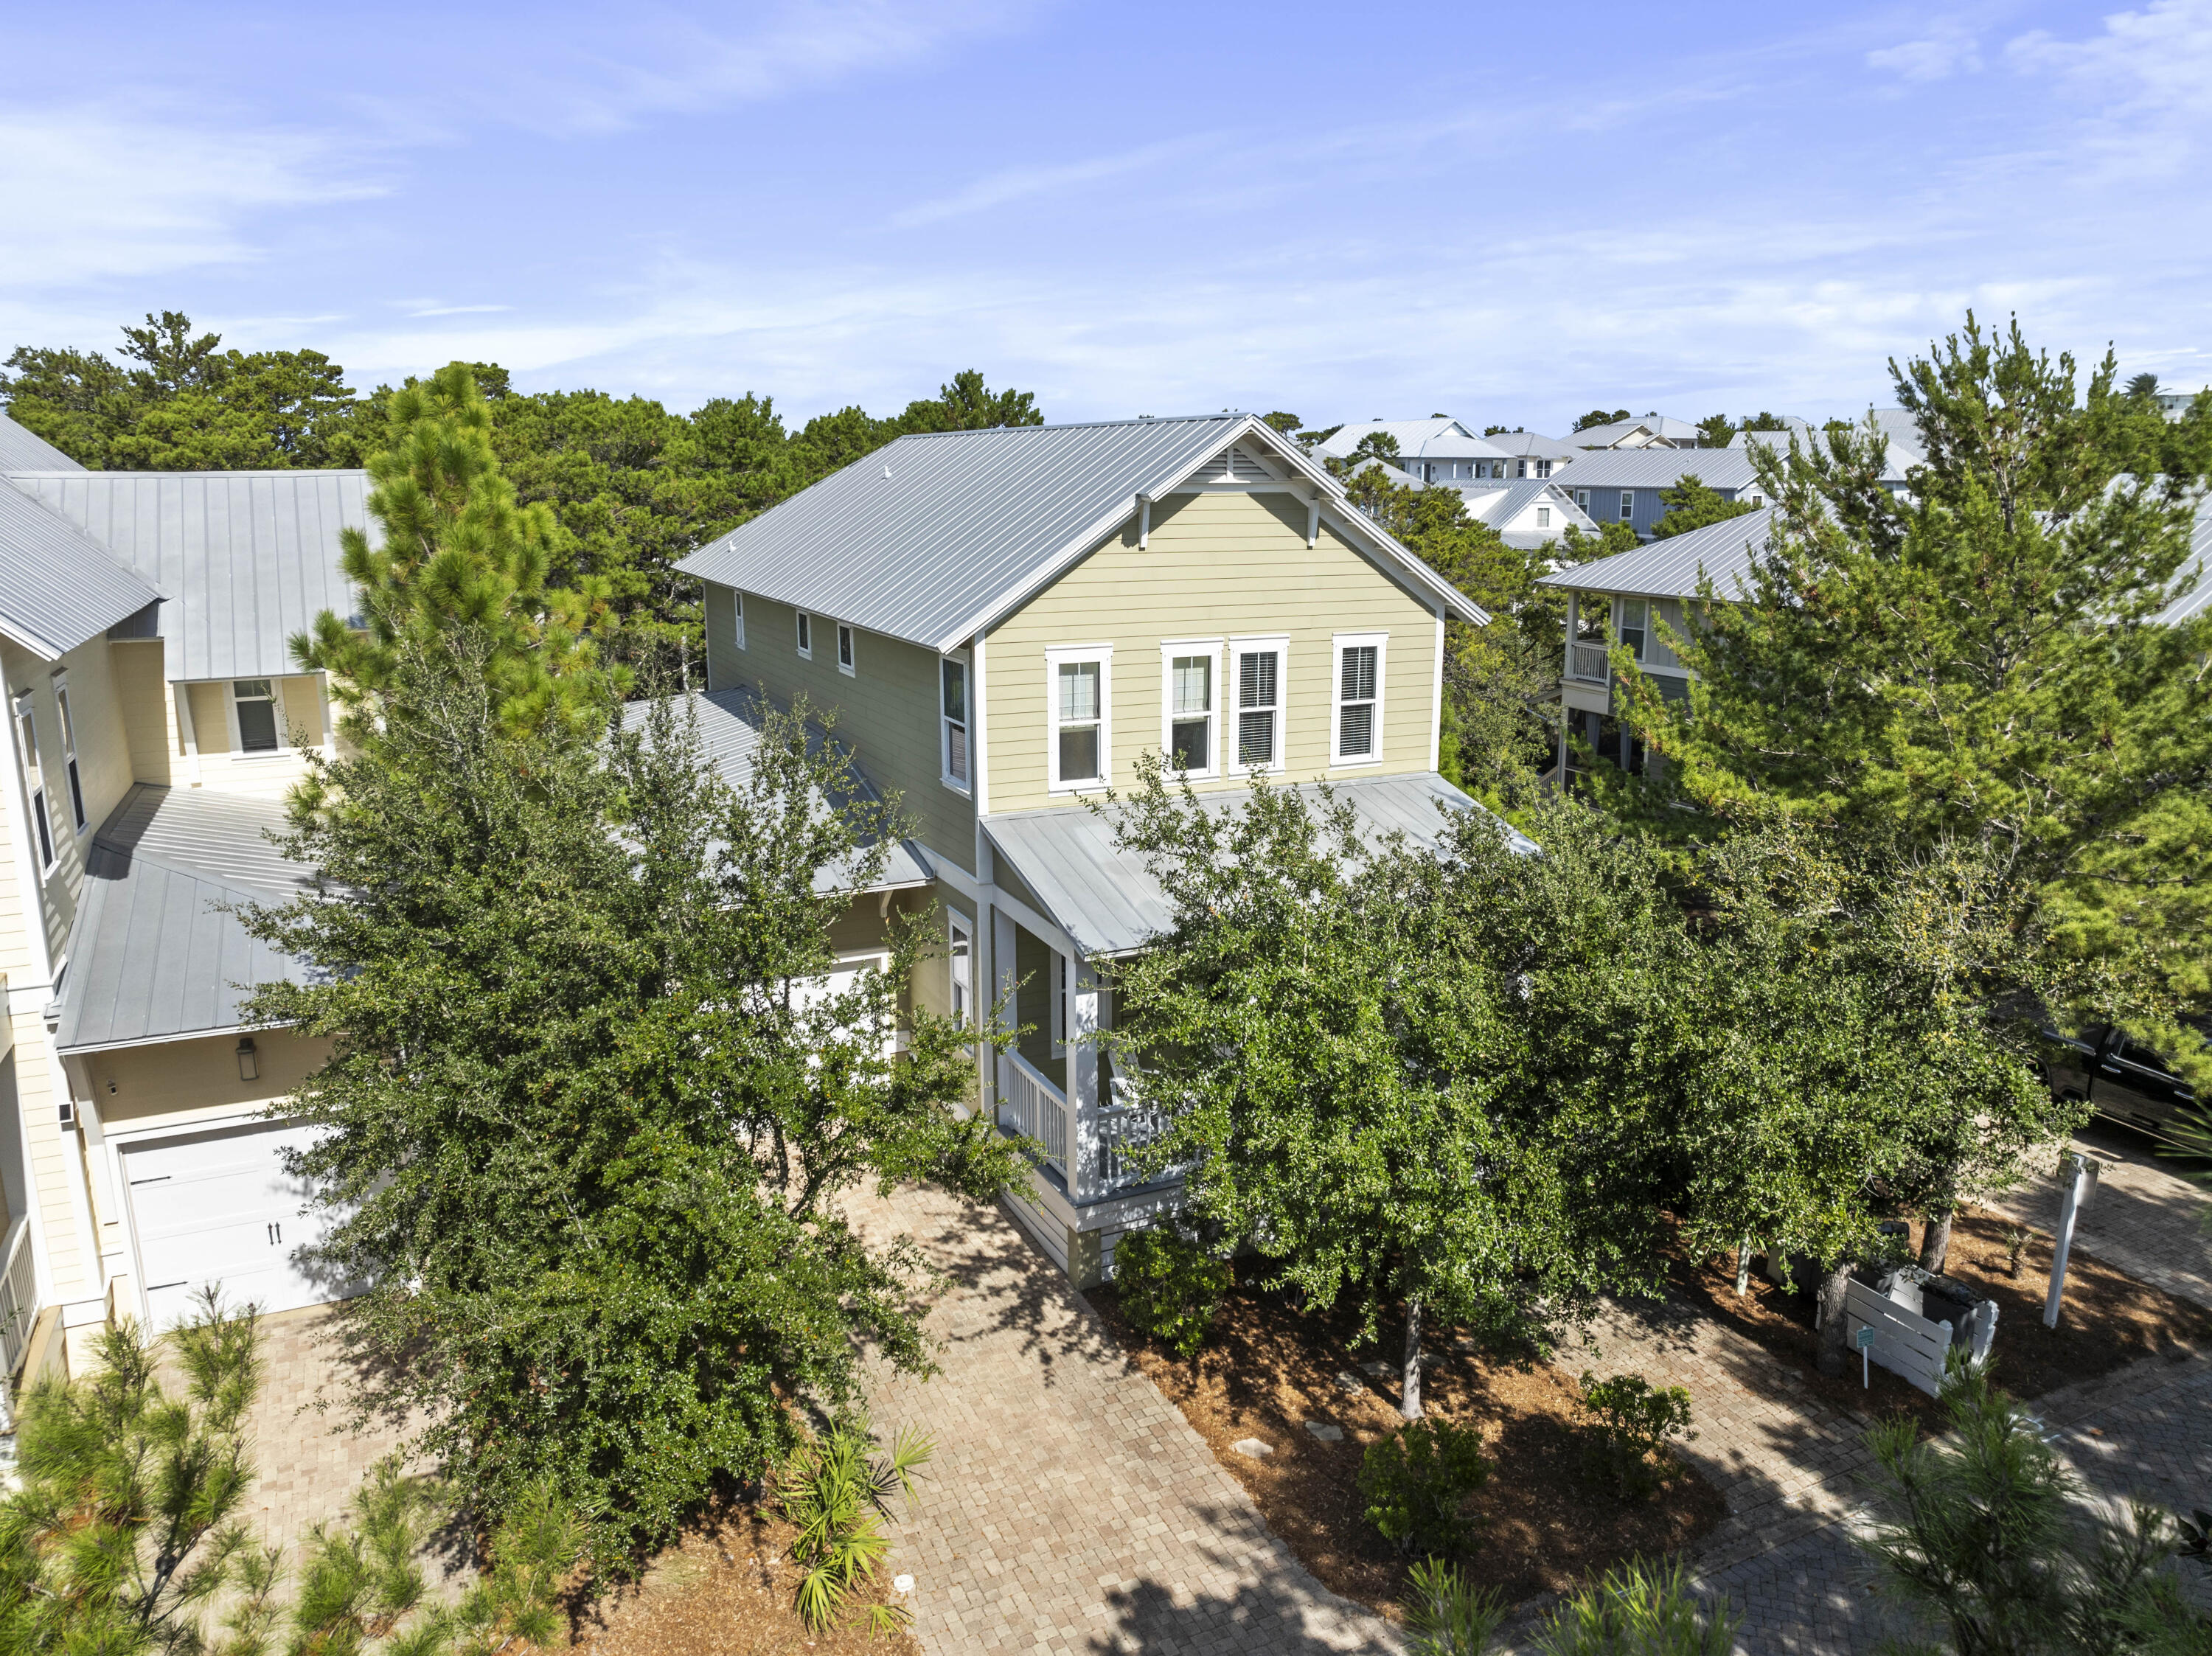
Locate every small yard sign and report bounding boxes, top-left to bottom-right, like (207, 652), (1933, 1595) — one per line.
(1856, 1323), (1877, 1388)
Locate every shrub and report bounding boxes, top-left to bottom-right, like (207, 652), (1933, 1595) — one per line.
(1534, 1558), (1737, 1656)
(1404, 1555), (1509, 1655)
(778, 1418), (933, 1636)
(1357, 1419), (1492, 1557)
(1576, 1371), (1696, 1501)
(1113, 1225), (1231, 1358)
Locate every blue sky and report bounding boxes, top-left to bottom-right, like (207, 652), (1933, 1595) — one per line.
(6, 1), (2210, 435)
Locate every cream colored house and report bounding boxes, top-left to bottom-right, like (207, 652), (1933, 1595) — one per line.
(0, 411), (365, 1389)
(678, 413), (1492, 1284)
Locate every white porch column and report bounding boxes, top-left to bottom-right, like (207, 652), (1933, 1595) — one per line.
(1069, 959), (1101, 1202)
(991, 907), (1018, 1125)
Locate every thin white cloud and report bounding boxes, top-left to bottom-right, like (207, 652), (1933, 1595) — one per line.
(2007, 0), (2212, 117)
(407, 304), (513, 317)
(889, 136), (1215, 228)
(1868, 27), (1983, 82)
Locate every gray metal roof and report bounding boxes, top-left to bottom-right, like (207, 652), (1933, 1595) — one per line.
(1568, 414), (1704, 449)
(0, 411), (84, 473)
(0, 484), (165, 659)
(1538, 508), (1775, 601)
(1548, 448), (1766, 491)
(1480, 430), (1581, 461)
(1456, 479), (1596, 549)
(1733, 415), (1919, 481)
(4, 470), (369, 681)
(54, 784), (321, 1054)
(677, 414), (1483, 652)
(620, 688), (933, 894)
(2152, 498), (2212, 626)
(1312, 419), (1509, 462)
(983, 771), (1528, 958)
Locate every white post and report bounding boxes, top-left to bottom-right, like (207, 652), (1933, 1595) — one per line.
(991, 908), (1018, 1127)
(1735, 1239), (1753, 1296)
(2042, 1152), (2099, 1329)
(1071, 960), (1100, 1203)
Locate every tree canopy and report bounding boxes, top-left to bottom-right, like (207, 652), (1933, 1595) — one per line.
(1573, 408), (1632, 433)
(1648, 473), (1758, 540)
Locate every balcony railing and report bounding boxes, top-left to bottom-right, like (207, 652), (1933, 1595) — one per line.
(1568, 642), (1610, 683)
(998, 1049), (1071, 1179)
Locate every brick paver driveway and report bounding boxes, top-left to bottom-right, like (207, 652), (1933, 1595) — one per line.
(1985, 1121), (2212, 1313)
(844, 1183), (1401, 1655)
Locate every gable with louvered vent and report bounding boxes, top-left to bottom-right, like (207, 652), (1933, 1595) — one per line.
(1186, 445), (1278, 484)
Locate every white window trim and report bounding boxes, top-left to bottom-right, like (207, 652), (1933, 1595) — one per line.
(1045, 644), (1113, 794)
(795, 611), (813, 660)
(1330, 631), (1388, 768)
(1228, 633), (1290, 778)
(947, 911), (973, 1029)
(14, 691), (54, 872)
(732, 589), (747, 650)
(836, 622), (856, 677)
(1158, 638), (1222, 779)
(53, 674), (86, 834)
(939, 650), (973, 795)
(1618, 490), (1635, 523)
(224, 678), (288, 758)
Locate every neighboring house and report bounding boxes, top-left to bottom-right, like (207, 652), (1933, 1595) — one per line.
(677, 413), (1492, 1285)
(1553, 448), (1773, 540)
(1481, 429), (1580, 480)
(1450, 479), (1599, 549)
(1567, 413), (1705, 450)
(1731, 410), (1924, 474)
(1534, 489), (2212, 782)
(2155, 386), (2211, 420)
(0, 408), (367, 1386)
(1312, 418), (1517, 483)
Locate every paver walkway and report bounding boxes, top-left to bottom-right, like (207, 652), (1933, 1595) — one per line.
(844, 1184), (1402, 1655)
(1983, 1121), (2212, 1313)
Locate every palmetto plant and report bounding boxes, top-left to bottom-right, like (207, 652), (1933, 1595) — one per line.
(777, 1419), (932, 1636)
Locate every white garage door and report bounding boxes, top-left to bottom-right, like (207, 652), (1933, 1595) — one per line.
(122, 1121), (351, 1331)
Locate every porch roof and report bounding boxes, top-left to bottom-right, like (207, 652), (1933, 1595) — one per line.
(981, 770), (1524, 959)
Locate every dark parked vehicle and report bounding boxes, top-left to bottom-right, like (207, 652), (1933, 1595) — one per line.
(2043, 1023), (2202, 1144)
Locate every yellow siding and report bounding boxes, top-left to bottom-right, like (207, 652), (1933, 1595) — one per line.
(10, 1023), (88, 1298)
(111, 642), (175, 785)
(700, 583), (977, 873)
(983, 491), (1441, 813)
(181, 675), (329, 799)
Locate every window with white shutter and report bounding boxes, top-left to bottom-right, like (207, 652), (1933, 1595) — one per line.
(1332, 633), (1386, 765)
(1231, 638), (1287, 773)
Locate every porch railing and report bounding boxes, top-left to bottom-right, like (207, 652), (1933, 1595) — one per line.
(0, 1219), (36, 1380)
(1568, 642), (1610, 683)
(998, 1049), (1071, 1179)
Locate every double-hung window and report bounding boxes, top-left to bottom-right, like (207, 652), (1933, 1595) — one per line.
(1160, 641), (1219, 776)
(1574, 487), (1590, 510)
(1537, 459), (1552, 479)
(947, 913), (973, 1027)
(796, 612), (813, 658)
(1618, 491), (1635, 523)
(14, 694), (52, 870)
(232, 680), (282, 754)
(941, 654), (970, 790)
(1047, 646), (1110, 790)
(1332, 633), (1385, 765)
(731, 590), (746, 649)
(55, 681), (85, 831)
(1231, 637), (1286, 773)
(837, 623), (855, 676)
(1618, 599), (1648, 660)
(1536, 506), (1551, 529)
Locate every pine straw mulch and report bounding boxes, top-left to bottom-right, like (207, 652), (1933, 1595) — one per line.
(1672, 1207), (2211, 1426)
(560, 1503), (919, 1656)
(1088, 1280), (1725, 1617)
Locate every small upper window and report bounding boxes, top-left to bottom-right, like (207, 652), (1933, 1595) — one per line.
(732, 591), (746, 650)
(1618, 491), (1635, 523)
(1618, 599), (1648, 659)
(1334, 638), (1382, 764)
(1573, 487), (1589, 509)
(1054, 659), (1105, 787)
(837, 623), (855, 676)
(55, 683), (85, 832)
(15, 695), (52, 870)
(796, 612), (813, 658)
(1537, 459), (1552, 479)
(941, 657), (970, 788)
(233, 680), (282, 754)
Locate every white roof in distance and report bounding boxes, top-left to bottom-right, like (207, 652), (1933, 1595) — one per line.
(1311, 419), (1510, 463)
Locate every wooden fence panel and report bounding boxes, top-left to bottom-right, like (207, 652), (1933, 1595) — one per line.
(1845, 1277), (1955, 1396)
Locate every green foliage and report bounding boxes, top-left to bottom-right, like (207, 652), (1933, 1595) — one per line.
(1105, 781), (1674, 1405)
(1556, 521), (1641, 563)
(1533, 1559), (1739, 1656)
(1403, 1556), (1509, 1655)
(2126, 372), (2161, 401)
(1862, 1354), (2208, 1653)
(1357, 1420), (1492, 1558)
(1576, 1372), (1696, 1501)
(1647, 473), (1756, 540)
(1573, 408), (1632, 433)
(1111, 1225), (1232, 1358)
(0, 1295), (580, 1656)
(1741, 411), (1792, 432)
(1261, 411), (1302, 434)
(239, 645), (1018, 1561)
(1694, 414), (1737, 448)
(778, 1420), (931, 1637)
(1621, 313), (2212, 1082)
(293, 362), (629, 742)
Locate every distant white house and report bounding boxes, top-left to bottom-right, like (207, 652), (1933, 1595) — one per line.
(1450, 479), (1598, 549)
(1480, 429), (1581, 480)
(2155, 386), (2211, 420)
(1568, 413), (1705, 450)
(1312, 418), (1516, 483)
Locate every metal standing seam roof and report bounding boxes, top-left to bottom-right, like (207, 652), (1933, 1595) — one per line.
(1733, 417), (1920, 481)
(675, 414), (1485, 654)
(981, 771), (1532, 959)
(620, 687), (934, 894)
(0, 483), (166, 659)
(2152, 498), (2212, 626)
(4, 470), (370, 681)
(1312, 419), (1509, 462)
(1545, 448), (1767, 492)
(0, 410), (86, 473)
(1537, 507), (1776, 602)
(53, 784), (322, 1054)
(1481, 430), (1582, 462)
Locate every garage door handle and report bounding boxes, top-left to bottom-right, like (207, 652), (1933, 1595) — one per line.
(267, 1222), (283, 1245)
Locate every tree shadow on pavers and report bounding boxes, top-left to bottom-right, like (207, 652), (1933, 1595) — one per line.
(1082, 1518), (1402, 1655)
(890, 1199), (1130, 1383)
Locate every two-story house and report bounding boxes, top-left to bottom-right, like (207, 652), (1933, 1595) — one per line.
(1566, 413), (1705, 450)
(1312, 418), (1517, 483)
(0, 409), (364, 1385)
(676, 413), (1490, 1284)
(1479, 430), (1580, 480)
(1451, 478), (1600, 549)
(1556, 448), (1773, 541)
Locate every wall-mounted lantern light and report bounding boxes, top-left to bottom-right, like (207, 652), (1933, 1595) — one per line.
(236, 1037), (259, 1083)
